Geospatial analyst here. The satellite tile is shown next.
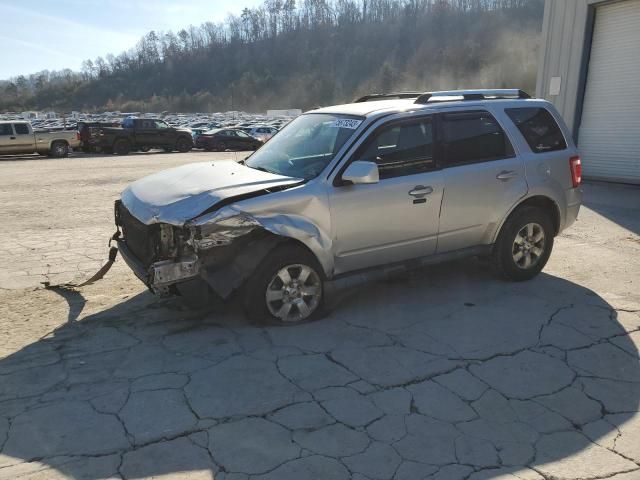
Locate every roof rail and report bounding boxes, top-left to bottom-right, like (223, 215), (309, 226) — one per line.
(354, 92), (423, 103)
(414, 89), (531, 104)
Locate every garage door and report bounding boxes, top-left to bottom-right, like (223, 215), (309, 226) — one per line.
(578, 0), (640, 184)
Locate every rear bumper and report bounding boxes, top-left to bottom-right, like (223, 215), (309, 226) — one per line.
(561, 187), (583, 232)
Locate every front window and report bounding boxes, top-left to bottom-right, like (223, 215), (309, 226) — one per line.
(245, 113), (363, 180)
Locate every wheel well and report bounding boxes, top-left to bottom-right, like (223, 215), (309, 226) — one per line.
(200, 231), (324, 299)
(513, 196), (560, 235)
(52, 140), (68, 146)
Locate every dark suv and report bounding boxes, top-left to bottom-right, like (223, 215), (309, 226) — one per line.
(100, 118), (193, 155)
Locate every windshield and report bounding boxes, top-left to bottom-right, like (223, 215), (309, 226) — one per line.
(245, 113), (363, 179)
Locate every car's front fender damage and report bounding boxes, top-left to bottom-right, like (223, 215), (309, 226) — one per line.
(185, 205), (333, 298)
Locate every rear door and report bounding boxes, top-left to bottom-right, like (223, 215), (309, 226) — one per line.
(437, 109), (527, 253)
(12, 123), (35, 153)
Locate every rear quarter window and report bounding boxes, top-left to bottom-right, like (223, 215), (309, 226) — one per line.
(506, 107), (567, 153)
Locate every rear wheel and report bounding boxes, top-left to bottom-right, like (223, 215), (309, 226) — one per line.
(243, 245), (324, 325)
(176, 137), (192, 153)
(492, 206), (554, 281)
(113, 139), (131, 155)
(216, 142), (227, 152)
(49, 141), (69, 158)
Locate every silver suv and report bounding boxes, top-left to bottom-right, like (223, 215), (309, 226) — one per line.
(114, 89), (583, 324)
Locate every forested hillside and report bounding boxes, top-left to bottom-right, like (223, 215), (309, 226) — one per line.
(0, 0), (544, 113)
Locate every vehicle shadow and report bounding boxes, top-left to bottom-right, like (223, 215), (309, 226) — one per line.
(0, 263), (638, 479)
(582, 181), (640, 236)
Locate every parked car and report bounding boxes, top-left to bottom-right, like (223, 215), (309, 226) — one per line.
(99, 118), (193, 155)
(249, 126), (279, 142)
(195, 128), (263, 151)
(0, 121), (80, 157)
(114, 89), (582, 324)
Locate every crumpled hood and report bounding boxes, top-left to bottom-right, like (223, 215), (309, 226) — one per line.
(121, 161), (302, 225)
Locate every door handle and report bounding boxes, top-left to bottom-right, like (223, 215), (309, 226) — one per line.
(496, 170), (518, 181)
(409, 185), (433, 197)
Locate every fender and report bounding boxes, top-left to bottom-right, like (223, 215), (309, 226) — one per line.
(491, 189), (563, 244)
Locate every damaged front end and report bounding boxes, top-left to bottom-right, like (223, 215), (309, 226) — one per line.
(112, 158), (335, 299)
(114, 198), (332, 300)
(115, 200), (201, 295)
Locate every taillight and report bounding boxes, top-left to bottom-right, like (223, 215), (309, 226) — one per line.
(570, 155), (582, 188)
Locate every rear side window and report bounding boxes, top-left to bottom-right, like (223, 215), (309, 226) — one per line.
(14, 124), (29, 134)
(355, 118), (434, 180)
(441, 111), (514, 166)
(506, 107), (567, 153)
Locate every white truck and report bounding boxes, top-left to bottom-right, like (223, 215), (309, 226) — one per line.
(0, 121), (80, 157)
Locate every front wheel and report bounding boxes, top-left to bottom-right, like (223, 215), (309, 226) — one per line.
(492, 206), (554, 281)
(216, 142), (227, 152)
(243, 245), (324, 325)
(176, 137), (192, 153)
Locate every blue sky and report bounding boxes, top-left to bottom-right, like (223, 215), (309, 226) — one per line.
(0, 0), (263, 80)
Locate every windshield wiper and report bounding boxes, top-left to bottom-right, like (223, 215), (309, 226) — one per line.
(247, 164), (276, 174)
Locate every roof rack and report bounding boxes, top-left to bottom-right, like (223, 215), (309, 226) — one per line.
(414, 89), (531, 104)
(354, 92), (423, 103)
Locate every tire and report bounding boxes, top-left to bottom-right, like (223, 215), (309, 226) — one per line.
(176, 137), (192, 153)
(49, 141), (69, 158)
(492, 206), (554, 281)
(216, 142), (227, 152)
(243, 245), (324, 325)
(113, 139), (131, 156)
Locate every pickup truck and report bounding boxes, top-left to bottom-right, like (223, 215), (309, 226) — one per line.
(99, 118), (193, 155)
(0, 121), (80, 157)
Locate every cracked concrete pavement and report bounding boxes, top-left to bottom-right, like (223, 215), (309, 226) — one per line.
(0, 153), (639, 479)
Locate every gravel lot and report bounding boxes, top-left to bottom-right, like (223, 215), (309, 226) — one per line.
(0, 152), (639, 480)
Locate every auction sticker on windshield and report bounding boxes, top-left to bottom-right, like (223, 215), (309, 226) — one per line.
(329, 119), (362, 129)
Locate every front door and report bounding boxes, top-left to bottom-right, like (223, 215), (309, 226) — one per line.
(0, 124), (16, 154)
(136, 119), (158, 147)
(330, 116), (444, 275)
(436, 110), (528, 253)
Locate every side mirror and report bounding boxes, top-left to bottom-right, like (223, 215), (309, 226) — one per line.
(342, 161), (379, 185)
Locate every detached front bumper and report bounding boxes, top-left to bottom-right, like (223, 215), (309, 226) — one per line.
(117, 238), (199, 293)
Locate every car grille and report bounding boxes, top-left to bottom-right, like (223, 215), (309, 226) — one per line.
(117, 202), (159, 267)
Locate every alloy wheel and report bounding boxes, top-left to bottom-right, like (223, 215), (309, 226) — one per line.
(512, 222), (545, 269)
(265, 264), (322, 323)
